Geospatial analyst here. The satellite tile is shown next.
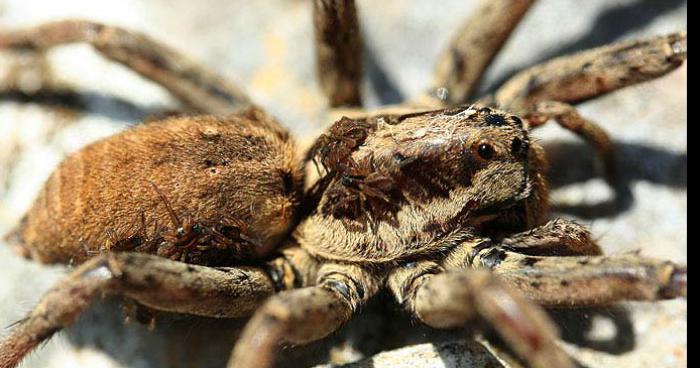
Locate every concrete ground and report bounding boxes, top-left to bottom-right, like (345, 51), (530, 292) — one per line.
(0, 0), (687, 367)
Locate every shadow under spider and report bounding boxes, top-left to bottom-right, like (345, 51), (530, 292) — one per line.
(544, 140), (687, 219)
(63, 289), (638, 367)
(64, 296), (493, 368)
(465, 307), (635, 368)
(549, 306), (636, 354)
(65, 298), (340, 368)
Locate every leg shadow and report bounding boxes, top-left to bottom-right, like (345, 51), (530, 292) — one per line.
(362, 36), (405, 106)
(544, 140), (686, 219)
(549, 306), (636, 354)
(1, 89), (159, 124)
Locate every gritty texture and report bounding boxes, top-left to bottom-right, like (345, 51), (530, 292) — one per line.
(0, 1), (686, 368)
(314, 340), (506, 368)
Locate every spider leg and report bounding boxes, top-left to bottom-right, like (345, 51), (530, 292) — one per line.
(387, 262), (575, 368)
(493, 32), (687, 110)
(443, 220), (601, 270)
(524, 100), (617, 182)
(228, 263), (379, 368)
(471, 247), (687, 307)
(0, 248), (316, 368)
(500, 219), (602, 256)
(313, 0), (363, 107)
(430, 0), (536, 105)
(0, 20), (253, 115)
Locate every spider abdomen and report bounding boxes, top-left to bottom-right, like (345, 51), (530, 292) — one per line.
(9, 108), (304, 266)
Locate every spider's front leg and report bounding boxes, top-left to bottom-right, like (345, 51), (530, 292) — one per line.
(430, 0), (536, 105)
(487, 32), (687, 182)
(478, 249), (687, 307)
(443, 220), (602, 273)
(0, 248), (316, 368)
(499, 218), (603, 256)
(524, 101), (617, 182)
(313, 0), (363, 108)
(387, 262), (575, 368)
(228, 263), (380, 368)
(493, 32), (687, 110)
(0, 20), (253, 115)
(442, 228), (686, 306)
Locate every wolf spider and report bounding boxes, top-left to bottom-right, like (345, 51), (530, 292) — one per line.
(0, 1), (687, 368)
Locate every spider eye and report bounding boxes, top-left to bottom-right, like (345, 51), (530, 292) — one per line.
(477, 143), (495, 160)
(485, 114), (506, 126)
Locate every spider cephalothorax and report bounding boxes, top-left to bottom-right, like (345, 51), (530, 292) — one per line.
(301, 105), (546, 262)
(0, 1), (686, 368)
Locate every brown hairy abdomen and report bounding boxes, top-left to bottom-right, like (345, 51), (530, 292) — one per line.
(13, 110), (303, 265)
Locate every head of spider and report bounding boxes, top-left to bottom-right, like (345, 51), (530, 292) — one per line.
(306, 105), (546, 256)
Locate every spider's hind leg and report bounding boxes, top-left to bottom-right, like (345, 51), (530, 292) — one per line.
(0, 250), (315, 368)
(0, 20), (254, 115)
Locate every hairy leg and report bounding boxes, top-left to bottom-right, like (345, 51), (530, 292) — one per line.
(431, 0), (535, 104)
(388, 263), (574, 368)
(442, 220), (601, 272)
(500, 218), (602, 256)
(493, 32), (687, 110)
(0, 20), (253, 115)
(525, 100), (616, 181)
(314, 0), (363, 107)
(228, 263), (379, 368)
(0, 249), (316, 368)
(471, 247), (687, 307)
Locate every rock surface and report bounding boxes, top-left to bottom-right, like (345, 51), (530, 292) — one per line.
(0, 1), (687, 367)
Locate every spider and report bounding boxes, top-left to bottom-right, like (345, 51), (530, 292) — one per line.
(0, 1), (688, 368)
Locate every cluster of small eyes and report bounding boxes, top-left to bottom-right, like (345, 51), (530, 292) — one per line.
(473, 109), (526, 161)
